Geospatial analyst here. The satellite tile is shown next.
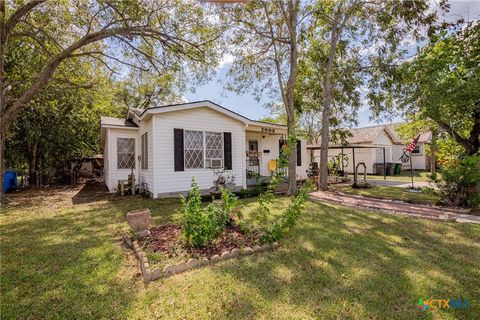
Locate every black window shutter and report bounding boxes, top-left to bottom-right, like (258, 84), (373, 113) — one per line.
(174, 128), (184, 171)
(224, 132), (232, 170)
(296, 140), (302, 166)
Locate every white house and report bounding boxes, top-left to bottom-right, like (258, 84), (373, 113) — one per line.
(308, 123), (432, 174)
(100, 100), (309, 197)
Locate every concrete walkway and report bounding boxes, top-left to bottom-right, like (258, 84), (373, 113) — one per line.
(366, 179), (437, 189)
(309, 190), (480, 224)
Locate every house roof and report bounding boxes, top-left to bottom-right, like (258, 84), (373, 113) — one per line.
(100, 116), (138, 128)
(134, 100), (287, 129)
(307, 123), (431, 149)
(345, 124), (402, 145)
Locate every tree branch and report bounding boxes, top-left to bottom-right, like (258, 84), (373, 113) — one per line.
(4, 0), (46, 41)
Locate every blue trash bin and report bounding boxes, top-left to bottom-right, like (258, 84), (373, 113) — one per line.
(3, 170), (18, 193)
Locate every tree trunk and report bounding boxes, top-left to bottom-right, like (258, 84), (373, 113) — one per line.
(438, 108), (480, 156)
(28, 141), (38, 187)
(0, 129), (7, 204)
(0, 1), (7, 204)
(429, 127), (438, 179)
(286, 125), (297, 195)
(319, 16), (342, 191)
(285, 0), (299, 196)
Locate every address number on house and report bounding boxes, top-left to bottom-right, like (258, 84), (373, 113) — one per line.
(261, 127), (275, 133)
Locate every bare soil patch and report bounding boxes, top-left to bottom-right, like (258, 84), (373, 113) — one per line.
(138, 223), (258, 261)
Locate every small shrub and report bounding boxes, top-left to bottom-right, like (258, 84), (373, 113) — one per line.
(436, 155), (480, 208)
(421, 186), (437, 196)
(180, 178), (240, 247)
(260, 181), (311, 243)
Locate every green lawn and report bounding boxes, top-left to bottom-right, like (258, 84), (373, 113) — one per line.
(1, 186), (479, 319)
(366, 170), (438, 182)
(334, 184), (441, 205)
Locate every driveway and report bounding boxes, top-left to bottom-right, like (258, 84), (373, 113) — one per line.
(310, 190), (480, 224)
(366, 179), (437, 189)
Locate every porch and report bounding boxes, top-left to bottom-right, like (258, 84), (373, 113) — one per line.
(245, 124), (287, 186)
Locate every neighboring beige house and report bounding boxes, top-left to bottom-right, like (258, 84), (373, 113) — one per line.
(100, 100), (309, 197)
(308, 123), (432, 174)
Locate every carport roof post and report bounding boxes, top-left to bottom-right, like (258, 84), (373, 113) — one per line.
(306, 144), (387, 180)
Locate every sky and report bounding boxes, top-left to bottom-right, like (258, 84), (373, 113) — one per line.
(185, 0), (480, 128)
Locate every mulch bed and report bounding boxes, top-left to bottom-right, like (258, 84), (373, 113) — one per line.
(138, 223), (258, 258)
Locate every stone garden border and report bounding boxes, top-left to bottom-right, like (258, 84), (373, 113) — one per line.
(122, 233), (279, 284)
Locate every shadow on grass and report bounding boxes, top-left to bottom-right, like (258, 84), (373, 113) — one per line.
(0, 202), (140, 319)
(212, 200), (480, 319)
(2, 187), (479, 319)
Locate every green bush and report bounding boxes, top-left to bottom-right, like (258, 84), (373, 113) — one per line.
(259, 181), (311, 243)
(437, 155), (480, 208)
(180, 178), (239, 247)
(242, 142), (312, 243)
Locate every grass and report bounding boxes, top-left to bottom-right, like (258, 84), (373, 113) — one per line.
(333, 184), (441, 205)
(1, 185), (479, 319)
(366, 170), (438, 182)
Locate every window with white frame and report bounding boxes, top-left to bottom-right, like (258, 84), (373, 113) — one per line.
(184, 130), (204, 169)
(205, 132), (223, 168)
(184, 130), (224, 169)
(412, 145), (421, 154)
(117, 138), (135, 169)
(141, 133), (148, 169)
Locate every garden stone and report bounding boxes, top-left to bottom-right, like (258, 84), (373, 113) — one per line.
(253, 245), (262, 252)
(230, 248), (240, 257)
(150, 269), (162, 281)
(175, 261), (188, 274)
(137, 229), (151, 238)
(126, 208), (151, 238)
(220, 251), (231, 260)
(187, 258), (198, 268)
(200, 258), (210, 266)
(163, 265), (175, 276)
(143, 274), (151, 284)
(260, 244), (270, 251)
(122, 233), (133, 248)
(211, 255), (221, 262)
(243, 247), (254, 255)
(272, 242), (279, 248)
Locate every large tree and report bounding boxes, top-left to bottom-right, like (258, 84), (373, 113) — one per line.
(219, 0), (308, 195)
(308, 0), (444, 190)
(0, 0), (221, 203)
(370, 21), (480, 156)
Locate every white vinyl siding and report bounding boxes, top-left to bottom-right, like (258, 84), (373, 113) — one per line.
(152, 107), (246, 196)
(138, 118), (154, 194)
(103, 130), (109, 188)
(104, 128), (140, 192)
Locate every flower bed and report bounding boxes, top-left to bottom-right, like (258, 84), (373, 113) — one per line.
(124, 226), (278, 283)
(125, 174), (310, 284)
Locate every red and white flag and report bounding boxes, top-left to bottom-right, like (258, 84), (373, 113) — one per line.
(405, 135), (420, 153)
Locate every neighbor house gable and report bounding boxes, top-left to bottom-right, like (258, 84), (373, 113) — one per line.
(346, 124), (403, 146)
